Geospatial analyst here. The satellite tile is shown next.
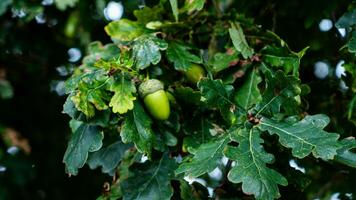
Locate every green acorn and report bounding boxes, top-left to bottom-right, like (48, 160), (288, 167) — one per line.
(139, 79), (170, 120)
(184, 64), (206, 84)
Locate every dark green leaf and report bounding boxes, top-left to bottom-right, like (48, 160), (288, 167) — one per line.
(229, 23), (254, 59)
(335, 138), (356, 168)
(259, 114), (341, 160)
(225, 128), (287, 200)
(179, 180), (201, 200)
(198, 79), (239, 122)
(162, 131), (177, 146)
(82, 41), (120, 67)
(197, 78), (234, 109)
(335, 9), (356, 54)
(234, 68), (262, 110)
(121, 154), (177, 200)
(161, 111), (181, 133)
(63, 120), (104, 175)
(132, 34), (168, 69)
(152, 126), (177, 152)
(63, 95), (78, 118)
(133, 4), (163, 24)
(255, 69), (301, 117)
(175, 86), (202, 105)
(166, 42), (202, 71)
(262, 46), (308, 76)
(209, 51), (239, 73)
(182, 118), (216, 153)
(120, 101), (155, 157)
(87, 141), (132, 176)
(176, 136), (229, 177)
(335, 9), (356, 28)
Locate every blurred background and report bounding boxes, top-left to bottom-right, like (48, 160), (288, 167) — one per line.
(0, 0), (355, 199)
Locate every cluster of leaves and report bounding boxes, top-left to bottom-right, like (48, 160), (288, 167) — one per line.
(62, 0), (356, 199)
(336, 2), (356, 54)
(337, 2), (356, 128)
(334, 2), (356, 174)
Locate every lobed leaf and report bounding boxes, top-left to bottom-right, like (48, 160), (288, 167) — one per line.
(121, 154), (177, 200)
(208, 50), (239, 73)
(259, 114), (341, 160)
(334, 138), (356, 168)
(120, 101), (155, 157)
(63, 120), (104, 175)
(108, 73), (136, 114)
(336, 8), (356, 53)
(261, 45), (308, 76)
(175, 86), (202, 105)
(87, 141), (132, 176)
(335, 9), (356, 28)
(71, 81), (110, 117)
(63, 95), (111, 127)
(166, 42), (202, 71)
(132, 34), (168, 69)
(234, 68), (262, 110)
(176, 135), (229, 177)
(133, 4), (163, 24)
(225, 128), (287, 200)
(82, 41), (120, 67)
(255, 68), (301, 117)
(182, 118), (215, 153)
(198, 79), (234, 109)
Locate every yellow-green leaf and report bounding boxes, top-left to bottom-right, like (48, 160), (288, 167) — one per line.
(108, 74), (136, 114)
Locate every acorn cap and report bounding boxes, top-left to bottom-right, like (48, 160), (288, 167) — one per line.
(138, 79), (164, 98)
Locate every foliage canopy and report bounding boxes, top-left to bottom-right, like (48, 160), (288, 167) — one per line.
(60, 0), (356, 199)
(0, 0), (356, 199)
